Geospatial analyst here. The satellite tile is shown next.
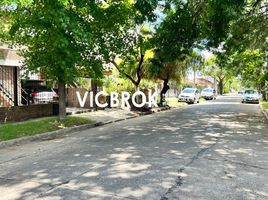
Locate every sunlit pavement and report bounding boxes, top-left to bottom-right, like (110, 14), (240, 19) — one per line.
(0, 94), (268, 200)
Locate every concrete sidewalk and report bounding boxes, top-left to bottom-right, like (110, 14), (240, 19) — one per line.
(74, 106), (171, 124)
(74, 108), (139, 124)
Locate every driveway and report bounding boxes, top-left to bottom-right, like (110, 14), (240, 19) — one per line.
(0, 95), (268, 200)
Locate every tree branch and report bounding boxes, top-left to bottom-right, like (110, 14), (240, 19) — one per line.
(110, 60), (138, 87)
(248, 0), (263, 15)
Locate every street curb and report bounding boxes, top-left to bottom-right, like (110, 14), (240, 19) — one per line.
(260, 104), (268, 122)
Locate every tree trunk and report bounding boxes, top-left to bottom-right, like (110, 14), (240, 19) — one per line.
(58, 79), (66, 120)
(160, 79), (170, 106)
(218, 80), (224, 95)
(194, 69), (196, 86)
(91, 79), (98, 110)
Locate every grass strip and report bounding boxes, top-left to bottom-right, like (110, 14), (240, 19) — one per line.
(0, 116), (94, 141)
(261, 100), (268, 110)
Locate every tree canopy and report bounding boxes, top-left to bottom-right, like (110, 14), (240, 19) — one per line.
(1, 0), (268, 115)
(0, 0), (158, 118)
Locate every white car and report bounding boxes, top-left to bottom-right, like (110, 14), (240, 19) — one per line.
(31, 87), (58, 104)
(242, 89), (260, 104)
(201, 88), (217, 100)
(178, 88), (200, 104)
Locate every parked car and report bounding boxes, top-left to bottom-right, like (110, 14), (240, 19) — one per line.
(178, 88), (200, 104)
(241, 89), (260, 104)
(31, 86), (58, 104)
(201, 88), (217, 100)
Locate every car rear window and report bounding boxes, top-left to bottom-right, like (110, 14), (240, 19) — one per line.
(203, 88), (213, 92)
(34, 87), (52, 92)
(244, 90), (257, 94)
(183, 88), (195, 93)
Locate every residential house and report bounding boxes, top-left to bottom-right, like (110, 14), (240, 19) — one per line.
(185, 69), (217, 90)
(0, 45), (23, 107)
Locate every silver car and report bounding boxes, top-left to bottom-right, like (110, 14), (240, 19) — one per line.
(178, 88), (200, 104)
(201, 88), (217, 100)
(31, 87), (58, 104)
(242, 89), (260, 104)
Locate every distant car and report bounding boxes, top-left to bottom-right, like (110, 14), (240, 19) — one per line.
(242, 89), (260, 104)
(178, 88), (200, 104)
(201, 88), (217, 100)
(31, 86), (58, 103)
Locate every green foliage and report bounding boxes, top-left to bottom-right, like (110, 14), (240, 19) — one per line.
(261, 100), (268, 109)
(225, 0), (268, 53)
(7, 0), (132, 83)
(185, 51), (204, 77)
(230, 49), (266, 89)
(134, 0), (158, 23)
(147, 52), (187, 84)
(153, 1), (199, 62)
(0, 0), (159, 119)
(2, 0), (263, 97)
(165, 98), (187, 108)
(203, 54), (234, 94)
(2, 0), (159, 82)
(109, 24), (154, 88)
(220, 1), (268, 90)
(201, 0), (245, 47)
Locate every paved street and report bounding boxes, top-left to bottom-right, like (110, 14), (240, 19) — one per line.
(0, 95), (268, 200)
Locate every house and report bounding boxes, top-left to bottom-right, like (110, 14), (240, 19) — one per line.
(0, 45), (60, 122)
(0, 45), (23, 107)
(0, 44), (48, 107)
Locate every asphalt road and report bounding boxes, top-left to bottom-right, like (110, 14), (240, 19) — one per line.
(0, 94), (268, 200)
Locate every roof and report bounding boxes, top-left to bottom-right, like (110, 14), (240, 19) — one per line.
(0, 45), (24, 67)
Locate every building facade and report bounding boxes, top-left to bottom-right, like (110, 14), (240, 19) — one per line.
(0, 45), (23, 107)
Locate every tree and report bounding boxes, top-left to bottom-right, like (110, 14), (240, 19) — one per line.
(223, 1), (268, 98)
(200, 0), (245, 47)
(110, 25), (153, 90)
(147, 0), (245, 104)
(203, 55), (233, 95)
(147, 49), (187, 106)
(148, 1), (202, 105)
(185, 51), (204, 86)
(230, 49), (266, 90)
(6, 0), (106, 119)
(224, 0), (268, 52)
(2, 0), (158, 119)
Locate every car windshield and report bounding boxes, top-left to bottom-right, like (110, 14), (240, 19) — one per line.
(244, 90), (257, 94)
(203, 88), (213, 92)
(183, 88), (195, 94)
(34, 87), (52, 92)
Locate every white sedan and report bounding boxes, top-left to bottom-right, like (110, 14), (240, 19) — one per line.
(242, 89), (260, 104)
(178, 88), (200, 104)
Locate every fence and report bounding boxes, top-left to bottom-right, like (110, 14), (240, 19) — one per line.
(0, 103), (58, 123)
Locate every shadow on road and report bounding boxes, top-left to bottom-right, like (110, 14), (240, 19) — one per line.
(1, 96), (268, 199)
